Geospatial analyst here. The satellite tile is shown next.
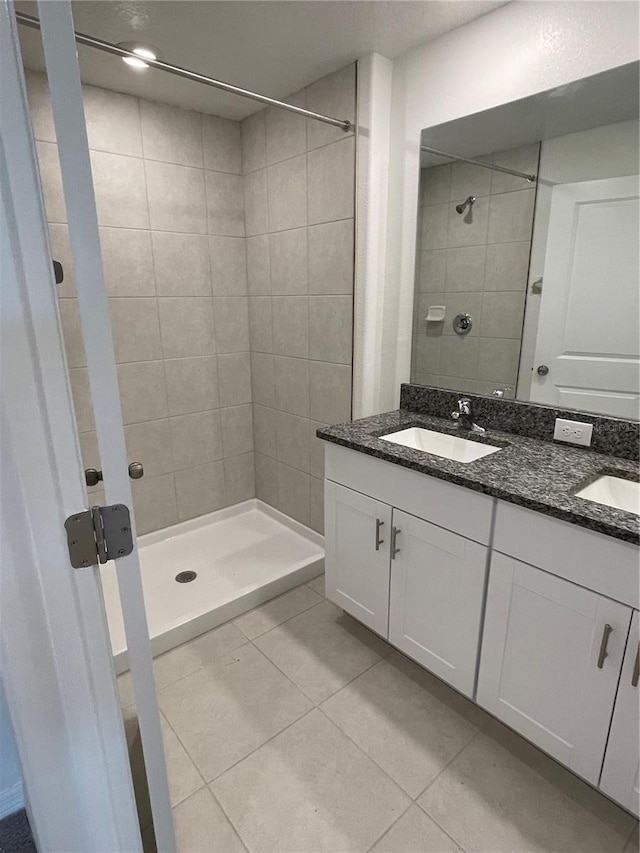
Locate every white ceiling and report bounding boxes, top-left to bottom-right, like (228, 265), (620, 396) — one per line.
(16, 0), (506, 120)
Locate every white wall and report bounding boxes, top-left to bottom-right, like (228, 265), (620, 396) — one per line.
(0, 680), (23, 819)
(355, 1), (640, 416)
(518, 118), (640, 397)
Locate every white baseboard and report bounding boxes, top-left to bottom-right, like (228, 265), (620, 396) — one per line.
(0, 781), (24, 821)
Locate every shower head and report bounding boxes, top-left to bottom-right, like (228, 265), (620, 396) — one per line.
(455, 196), (476, 215)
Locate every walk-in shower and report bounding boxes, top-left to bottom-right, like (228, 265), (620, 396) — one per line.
(20, 12), (355, 673)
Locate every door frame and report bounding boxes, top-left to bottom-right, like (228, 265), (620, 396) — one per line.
(1, 2), (142, 848)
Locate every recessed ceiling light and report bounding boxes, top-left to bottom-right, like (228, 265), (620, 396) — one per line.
(117, 42), (159, 70)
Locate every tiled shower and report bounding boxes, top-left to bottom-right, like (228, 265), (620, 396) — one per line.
(412, 144), (539, 397)
(27, 64), (355, 537)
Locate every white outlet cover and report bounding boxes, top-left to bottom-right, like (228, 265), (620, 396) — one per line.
(553, 418), (593, 447)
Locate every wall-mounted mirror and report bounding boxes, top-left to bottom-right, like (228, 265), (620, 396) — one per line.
(411, 62), (639, 419)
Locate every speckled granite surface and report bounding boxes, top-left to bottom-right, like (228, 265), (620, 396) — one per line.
(318, 409), (640, 545)
(400, 384), (639, 461)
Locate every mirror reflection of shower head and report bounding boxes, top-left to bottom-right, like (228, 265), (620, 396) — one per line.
(455, 196), (476, 214)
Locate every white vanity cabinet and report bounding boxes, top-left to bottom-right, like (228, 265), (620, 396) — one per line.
(388, 511), (487, 696)
(599, 610), (640, 816)
(477, 552), (632, 786)
(324, 444), (493, 698)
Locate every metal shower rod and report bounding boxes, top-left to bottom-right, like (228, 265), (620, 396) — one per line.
(15, 11), (353, 132)
(421, 144), (536, 183)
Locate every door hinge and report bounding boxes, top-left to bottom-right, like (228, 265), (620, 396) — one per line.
(64, 504), (134, 568)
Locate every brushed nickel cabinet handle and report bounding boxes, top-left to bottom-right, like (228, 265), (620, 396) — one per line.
(632, 643), (639, 688)
(597, 624), (613, 669)
(375, 518), (385, 551)
(391, 526), (401, 560)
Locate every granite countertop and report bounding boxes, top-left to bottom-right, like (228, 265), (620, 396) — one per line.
(318, 409), (640, 545)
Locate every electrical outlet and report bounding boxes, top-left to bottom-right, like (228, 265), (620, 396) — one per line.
(553, 418), (593, 447)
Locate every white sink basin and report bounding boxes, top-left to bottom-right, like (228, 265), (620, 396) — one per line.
(574, 475), (640, 515)
(380, 427), (502, 464)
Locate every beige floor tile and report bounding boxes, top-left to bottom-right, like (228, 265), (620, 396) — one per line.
(307, 572), (325, 596)
(233, 584), (323, 639)
(624, 824), (639, 853)
(370, 805), (464, 852)
(158, 644), (312, 781)
(172, 786), (246, 853)
(117, 622), (248, 707)
(212, 709), (410, 853)
(322, 652), (481, 797)
(418, 732), (634, 853)
(160, 715), (203, 807)
(254, 599), (390, 704)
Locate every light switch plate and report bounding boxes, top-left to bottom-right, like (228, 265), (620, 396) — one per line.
(553, 418), (593, 447)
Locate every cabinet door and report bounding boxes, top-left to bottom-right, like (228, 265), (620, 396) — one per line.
(600, 610), (640, 816)
(388, 510), (487, 698)
(478, 553), (632, 785)
(324, 481), (392, 637)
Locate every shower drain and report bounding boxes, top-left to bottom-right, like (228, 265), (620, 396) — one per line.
(175, 570), (197, 583)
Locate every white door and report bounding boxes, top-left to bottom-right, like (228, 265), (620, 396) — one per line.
(530, 175), (640, 418)
(33, 3), (175, 848)
(477, 553), (632, 785)
(388, 511), (487, 698)
(600, 610), (640, 816)
(324, 481), (392, 636)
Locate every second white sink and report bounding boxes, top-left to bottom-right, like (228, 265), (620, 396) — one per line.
(380, 427), (502, 463)
(574, 475), (640, 515)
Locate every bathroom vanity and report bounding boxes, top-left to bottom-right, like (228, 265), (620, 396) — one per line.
(319, 389), (640, 816)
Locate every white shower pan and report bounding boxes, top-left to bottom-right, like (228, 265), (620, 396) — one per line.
(100, 499), (324, 674)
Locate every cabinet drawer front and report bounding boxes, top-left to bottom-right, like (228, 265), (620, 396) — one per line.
(325, 443), (494, 544)
(600, 610), (640, 816)
(494, 501), (639, 608)
(389, 510), (487, 698)
(324, 481), (392, 637)
(478, 552), (632, 785)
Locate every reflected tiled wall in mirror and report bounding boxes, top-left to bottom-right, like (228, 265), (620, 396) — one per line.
(412, 144), (539, 397)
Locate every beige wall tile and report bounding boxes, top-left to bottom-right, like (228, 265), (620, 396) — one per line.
(152, 233), (211, 296)
(253, 404), (277, 457)
(59, 299), (86, 367)
(484, 242), (531, 291)
(158, 297), (216, 358)
(205, 171), (245, 237)
(250, 353), (275, 407)
(421, 164), (451, 206)
(203, 115), (242, 174)
(243, 170), (269, 236)
(209, 236), (247, 295)
(306, 65), (356, 150)
(174, 461), (226, 521)
(83, 85), (142, 157)
(447, 196), (489, 248)
(272, 296), (309, 358)
(269, 228), (308, 295)
(445, 246), (486, 293)
(266, 91), (307, 165)
(276, 411), (309, 472)
(224, 453), (256, 504)
(308, 420), (327, 479)
(170, 410), (223, 470)
(307, 137), (355, 225)
(90, 150), (148, 229)
(218, 352), (252, 406)
(248, 296), (273, 354)
(131, 473), (178, 534)
(140, 100), (203, 167)
(417, 249), (447, 294)
(450, 158), (492, 201)
(255, 453), (277, 505)
(274, 356), (310, 417)
(267, 155), (307, 231)
(124, 419), (173, 478)
(36, 141), (66, 222)
(309, 361), (351, 423)
(481, 291), (526, 339)
(99, 227), (155, 297)
(277, 463), (310, 526)
(487, 189), (536, 243)
(309, 475), (324, 534)
(491, 143), (539, 194)
(440, 336), (479, 381)
(240, 110), (266, 174)
(213, 297), (249, 353)
(220, 404), (254, 457)
(477, 337), (521, 384)
(308, 219), (354, 295)
(164, 356), (219, 415)
(25, 71), (55, 143)
(146, 160), (206, 233)
(69, 368), (95, 433)
(117, 360), (169, 424)
(308, 296), (352, 363)
(420, 203), (448, 250)
(246, 235), (271, 294)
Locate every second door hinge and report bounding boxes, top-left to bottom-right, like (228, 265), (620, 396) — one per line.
(64, 504), (134, 568)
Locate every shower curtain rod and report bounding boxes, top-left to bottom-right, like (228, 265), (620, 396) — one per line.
(421, 144), (536, 183)
(15, 11), (352, 132)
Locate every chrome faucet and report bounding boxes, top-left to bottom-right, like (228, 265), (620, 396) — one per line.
(451, 398), (485, 434)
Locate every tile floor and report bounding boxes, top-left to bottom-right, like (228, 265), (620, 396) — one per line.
(119, 574), (639, 853)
